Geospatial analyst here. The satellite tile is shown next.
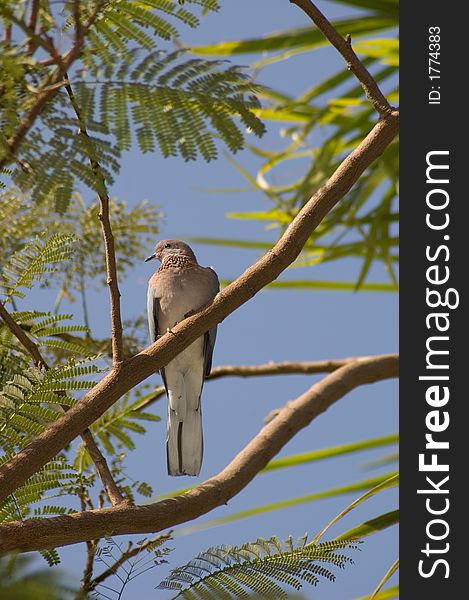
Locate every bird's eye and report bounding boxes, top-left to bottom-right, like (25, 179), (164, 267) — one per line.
(164, 243), (171, 249)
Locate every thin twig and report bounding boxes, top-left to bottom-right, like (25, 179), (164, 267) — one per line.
(78, 491), (98, 598)
(0, 5), (54, 56)
(289, 0), (393, 115)
(3, 23), (11, 44)
(73, 0), (83, 42)
(26, 0), (40, 55)
(209, 358), (356, 379)
(80, 431), (130, 506)
(0, 302), (47, 368)
(135, 358), (358, 411)
(0, 302), (128, 506)
(80, 271), (92, 336)
(0, 354), (398, 552)
(88, 533), (171, 591)
(80, 540), (97, 596)
(64, 75), (124, 366)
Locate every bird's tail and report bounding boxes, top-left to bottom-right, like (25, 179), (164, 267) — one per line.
(167, 402), (203, 476)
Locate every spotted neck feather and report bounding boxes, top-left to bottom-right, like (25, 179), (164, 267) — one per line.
(159, 254), (197, 271)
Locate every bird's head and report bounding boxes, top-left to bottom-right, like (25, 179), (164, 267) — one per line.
(144, 240), (197, 264)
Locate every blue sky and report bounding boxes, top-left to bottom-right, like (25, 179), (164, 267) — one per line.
(20, 1), (398, 598)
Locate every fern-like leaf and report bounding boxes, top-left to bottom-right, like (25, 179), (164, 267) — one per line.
(0, 457), (78, 523)
(74, 391), (160, 470)
(1, 233), (75, 300)
(0, 354), (100, 454)
(158, 535), (360, 598)
(40, 548), (61, 567)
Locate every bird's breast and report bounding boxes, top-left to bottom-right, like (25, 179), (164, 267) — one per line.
(157, 268), (212, 331)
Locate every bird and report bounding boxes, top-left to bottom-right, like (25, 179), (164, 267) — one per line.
(145, 240), (219, 476)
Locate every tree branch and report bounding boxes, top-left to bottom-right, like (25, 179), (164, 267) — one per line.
(0, 302), (46, 368)
(135, 358), (357, 411)
(0, 302), (128, 507)
(78, 492), (98, 597)
(289, 0), (393, 115)
(3, 23), (11, 44)
(64, 75), (124, 365)
(0, 110), (399, 504)
(25, 0), (40, 55)
(209, 358), (356, 380)
(79, 431), (130, 507)
(87, 533), (172, 592)
(0, 354), (398, 553)
(27, 0), (39, 31)
(79, 538), (97, 597)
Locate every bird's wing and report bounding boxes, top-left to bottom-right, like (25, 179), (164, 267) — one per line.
(147, 282), (169, 393)
(147, 283), (159, 342)
(203, 267), (220, 377)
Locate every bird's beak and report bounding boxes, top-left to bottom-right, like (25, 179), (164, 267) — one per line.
(144, 253), (156, 262)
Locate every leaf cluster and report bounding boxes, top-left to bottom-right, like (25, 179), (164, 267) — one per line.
(1, 0), (264, 212)
(159, 535), (360, 598)
(0, 190), (159, 307)
(0, 232), (158, 549)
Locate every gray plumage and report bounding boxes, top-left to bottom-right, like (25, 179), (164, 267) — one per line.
(145, 240), (219, 476)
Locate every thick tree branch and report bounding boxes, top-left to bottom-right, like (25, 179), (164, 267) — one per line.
(0, 111), (399, 503)
(289, 0), (393, 115)
(0, 303), (128, 507)
(64, 76), (124, 365)
(0, 354), (398, 553)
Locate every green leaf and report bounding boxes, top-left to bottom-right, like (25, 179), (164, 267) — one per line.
(176, 472), (397, 535)
(34, 325), (89, 337)
(38, 338), (91, 355)
(363, 451), (399, 470)
(191, 17), (395, 55)
(337, 510), (399, 540)
(159, 536), (359, 597)
(254, 106), (317, 124)
(300, 57), (376, 102)
(355, 585), (399, 600)
(311, 473), (399, 544)
(1, 233), (76, 301)
(37, 380), (96, 392)
(262, 434), (398, 473)
(188, 236), (273, 250)
(220, 280), (398, 292)
(226, 209), (295, 224)
(39, 548), (61, 567)
(327, 0), (398, 15)
(369, 559), (399, 600)
(353, 39), (399, 66)
(0, 555), (72, 598)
